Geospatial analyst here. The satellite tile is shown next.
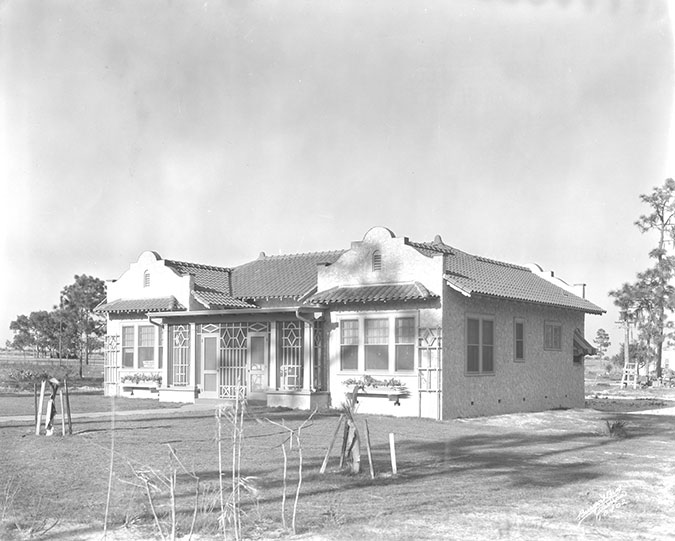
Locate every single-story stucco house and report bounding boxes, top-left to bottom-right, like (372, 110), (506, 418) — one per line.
(96, 226), (603, 419)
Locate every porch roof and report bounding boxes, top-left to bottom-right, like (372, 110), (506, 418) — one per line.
(308, 282), (439, 305)
(95, 296), (186, 313)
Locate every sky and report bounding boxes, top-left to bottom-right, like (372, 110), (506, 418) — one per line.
(1, 0), (673, 354)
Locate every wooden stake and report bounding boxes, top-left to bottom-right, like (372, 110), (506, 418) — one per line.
(59, 389), (66, 436)
(64, 378), (72, 435)
(364, 419), (375, 479)
(33, 383), (38, 431)
(320, 414), (344, 474)
(338, 418), (350, 469)
(36, 380), (46, 435)
(389, 433), (397, 475)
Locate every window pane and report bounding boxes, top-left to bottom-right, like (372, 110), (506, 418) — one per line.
(138, 346), (155, 368)
(467, 318), (480, 345)
(122, 327), (134, 347)
(395, 344), (414, 371)
(122, 351), (134, 368)
(467, 345), (480, 372)
(365, 319), (388, 344)
(395, 317), (415, 343)
(365, 345), (388, 370)
(482, 320), (494, 346)
(341, 345), (358, 370)
(553, 327), (561, 349)
(516, 340), (524, 360)
(138, 325), (155, 347)
(482, 345), (494, 372)
(515, 321), (523, 341)
(341, 320), (359, 345)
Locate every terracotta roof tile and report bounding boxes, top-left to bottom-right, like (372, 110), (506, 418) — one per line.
(309, 282), (438, 305)
(192, 287), (255, 309)
(165, 260), (232, 294)
(443, 249), (604, 314)
(232, 251), (344, 299)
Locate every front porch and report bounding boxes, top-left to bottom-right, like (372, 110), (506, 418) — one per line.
(158, 312), (330, 409)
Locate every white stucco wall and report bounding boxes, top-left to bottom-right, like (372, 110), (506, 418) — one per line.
(442, 288), (587, 419)
(105, 251), (193, 309)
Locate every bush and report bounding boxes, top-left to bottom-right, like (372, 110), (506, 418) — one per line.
(3, 366), (75, 390)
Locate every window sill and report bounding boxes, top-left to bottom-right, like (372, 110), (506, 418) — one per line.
(464, 372), (495, 377)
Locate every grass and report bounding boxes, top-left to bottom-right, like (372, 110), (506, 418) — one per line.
(2, 403), (675, 540)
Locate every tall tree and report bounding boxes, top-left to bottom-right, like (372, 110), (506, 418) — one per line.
(593, 328), (611, 358)
(60, 275), (106, 377)
(610, 179), (675, 379)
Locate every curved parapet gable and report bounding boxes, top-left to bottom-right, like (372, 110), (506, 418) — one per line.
(317, 227), (444, 295)
(105, 251), (193, 310)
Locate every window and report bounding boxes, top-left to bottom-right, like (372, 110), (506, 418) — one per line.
(544, 322), (562, 351)
(340, 319), (359, 370)
(122, 326), (135, 368)
(514, 319), (525, 361)
(143, 270), (150, 288)
(395, 317), (415, 371)
(365, 319), (389, 370)
(121, 324), (162, 369)
(339, 313), (417, 373)
(372, 250), (382, 271)
(138, 325), (156, 368)
(466, 316), (494, 374)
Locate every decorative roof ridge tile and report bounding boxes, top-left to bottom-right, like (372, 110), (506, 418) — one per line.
(251, 249), (346, 261)
(473, 254), (530, 271)
(165, 259), (232, 273)
(406, 240), (455, 255)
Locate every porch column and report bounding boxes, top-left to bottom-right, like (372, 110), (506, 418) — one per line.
(161, 325), (168, 389)
(269, 322), (278, 390)
(303, 322), (311, 391)
(189, 323), (196, 388)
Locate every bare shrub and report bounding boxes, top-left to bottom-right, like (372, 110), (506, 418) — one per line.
(577, 488), (627, 524)
(605, 420), (628, 438)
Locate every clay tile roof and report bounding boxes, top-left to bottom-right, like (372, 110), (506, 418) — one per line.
(165, 260), (233, 294)
(231, 251), (345, 299)
(95, 297), (185, 313)
(192, 287), (256, 309)
(308, 282), (438, 305)
(443, 249), (604, 314)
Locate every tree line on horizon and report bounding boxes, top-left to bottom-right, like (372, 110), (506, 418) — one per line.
(6, 274), (105, 378)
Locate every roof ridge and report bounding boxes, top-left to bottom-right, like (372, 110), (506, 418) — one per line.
(165, 259), (232, 272)
(256, 249), (345, 260)
(473, 254), (530, 271)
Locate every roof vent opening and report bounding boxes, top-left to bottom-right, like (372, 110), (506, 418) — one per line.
(372, 250), (382, 271)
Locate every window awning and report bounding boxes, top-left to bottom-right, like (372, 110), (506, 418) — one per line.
(94, 297), (186, 314)
(573, 329), (596, 357)
(307, 282), (438, 305)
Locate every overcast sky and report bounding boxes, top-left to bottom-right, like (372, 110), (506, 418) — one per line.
(1, 0), (673, 354)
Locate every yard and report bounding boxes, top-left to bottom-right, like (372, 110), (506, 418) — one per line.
(2, 356), (675, 540)
(1, 393), (675, 540)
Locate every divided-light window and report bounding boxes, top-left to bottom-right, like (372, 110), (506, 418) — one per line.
(544, 322), (562, 351)
(514, 319), (525, 361)
(466, 316), (494, 374)
(339, 314), (417, 373)
(340, 319), (359, 371)
(120, 324), (162, 369)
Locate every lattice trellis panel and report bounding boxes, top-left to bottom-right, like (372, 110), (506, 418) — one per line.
(220, 323), (248, 398)
(279, 321), (303, 390)
(418, 327), (442, 392)
(104, 335), (120, 387)
(171, 325), (190, 386)
(312, 321), (326, 391)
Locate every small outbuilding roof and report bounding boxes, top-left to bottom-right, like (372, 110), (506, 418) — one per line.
(308, 282), (438, 305)
(95, 297), (186, 314)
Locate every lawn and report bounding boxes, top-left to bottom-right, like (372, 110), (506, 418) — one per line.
(1, 400), (675, 540)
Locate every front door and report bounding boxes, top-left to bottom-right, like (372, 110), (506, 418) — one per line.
(248, 333), (268, 400)
(202, 334), (219, 399)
